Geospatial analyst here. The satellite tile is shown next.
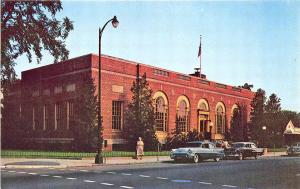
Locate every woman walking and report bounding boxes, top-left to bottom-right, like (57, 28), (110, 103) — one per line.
(136, 137), (144, 160)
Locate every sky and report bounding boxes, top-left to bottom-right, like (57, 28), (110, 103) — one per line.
(14, 1), (300, 112)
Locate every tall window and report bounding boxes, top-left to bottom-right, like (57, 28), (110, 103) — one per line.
(55, 102), (63, 130)
(155, 97), (168, 132)
(67, 101), (74, 130)
(198, 100), (209, 134)
(19, 105), (22, 120)
(112, 101), (123, 130)
(32, 106), (36, 130)
(176, 100), (190, 133)
(43, 104), (50, 130)
(216, 105), (225, 134)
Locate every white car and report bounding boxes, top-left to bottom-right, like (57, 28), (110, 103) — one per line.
(287, 142), (300, 156)
(170, 141), (224, 163)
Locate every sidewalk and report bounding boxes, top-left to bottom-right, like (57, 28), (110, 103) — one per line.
(263, 151), (286, 157)
(1, 156), (172, 169)
(1, 152), (286, 169)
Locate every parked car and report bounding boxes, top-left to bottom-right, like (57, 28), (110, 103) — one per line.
(224, 142), (264, 160)
(287, 142), (300, 156)
(170, 141), (224, 163)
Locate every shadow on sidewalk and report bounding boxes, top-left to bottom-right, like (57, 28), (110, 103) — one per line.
(5, 161), (60, 166)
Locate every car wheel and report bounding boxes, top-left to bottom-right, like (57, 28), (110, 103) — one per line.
(238, 153), (243, 160)
(214, 157), (220, 162)
(193, 154), (199, 163)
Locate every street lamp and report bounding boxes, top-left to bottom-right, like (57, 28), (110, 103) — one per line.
(262, 126), (267, 154)
(95, 16), (119, 164)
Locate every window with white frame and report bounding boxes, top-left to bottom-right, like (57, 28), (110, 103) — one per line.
(32, 106), (36, 130)
(176, 100), (190, 133)
(43, 104), (50, 130)
(67, 101), (74, 130)
(55, 102), (63, 130)
(216, 105), (225, 134)
(112, 101), (123, 130)
(155, 97), (168, 132)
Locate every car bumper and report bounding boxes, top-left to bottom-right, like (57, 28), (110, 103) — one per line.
(170, 153), (193, 160)
(225, 154), (239, 158)
(287, 151), (300, 156)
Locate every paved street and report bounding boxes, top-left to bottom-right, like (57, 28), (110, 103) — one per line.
(1, 157), (300, 189)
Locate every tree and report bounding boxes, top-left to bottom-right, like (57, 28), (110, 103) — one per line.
(230, 108), (243, 142)
(1, 84), (24, 149)
(164, 129), (204, 150)
(249, 88), (266, 146)
(265, 93), (281, 113)
(263, 93), (282, 147)
(123, 73), (158, 151)
(279, 110), (300, 128)
(72, 76), (98, 152)
(1, 1), (73, 88)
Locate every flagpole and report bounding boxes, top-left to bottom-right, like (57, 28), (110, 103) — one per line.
(199, 35), (202, 78)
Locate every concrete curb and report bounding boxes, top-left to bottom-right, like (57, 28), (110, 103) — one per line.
(2, 159), (169, 169)
(3, 165), (68, 169)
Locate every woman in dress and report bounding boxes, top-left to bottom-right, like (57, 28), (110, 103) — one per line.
(136, 137), (144, 160)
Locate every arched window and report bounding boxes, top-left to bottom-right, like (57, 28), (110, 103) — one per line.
(199, 103), (208, 111)
(155, 96), (168, 132)
(216, 104), (225, 134)
(231, 104), (240, 117)
(176, 97), (190, 133)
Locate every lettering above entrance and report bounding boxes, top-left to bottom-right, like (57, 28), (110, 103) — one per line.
(112, 85), (124, 93)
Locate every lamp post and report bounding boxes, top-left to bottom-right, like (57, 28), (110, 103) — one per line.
(95, 16), (119, 164)
(262, 126), (267, 155)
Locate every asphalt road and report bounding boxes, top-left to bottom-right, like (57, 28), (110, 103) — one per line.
(1, 156), (300, 189)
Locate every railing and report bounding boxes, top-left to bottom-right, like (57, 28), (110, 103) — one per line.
(232, 87), (242, 92)
(198, 79), (210, 85)
(177, 74), (191, 81)
(154, 69), (169, 77)
(216, 83), (227, 89)
(1, 150), (170, 159)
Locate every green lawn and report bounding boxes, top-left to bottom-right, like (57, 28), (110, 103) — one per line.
(1, 150), (170, 159)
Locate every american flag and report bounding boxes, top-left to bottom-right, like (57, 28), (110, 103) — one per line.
(198, 42), (201, 57)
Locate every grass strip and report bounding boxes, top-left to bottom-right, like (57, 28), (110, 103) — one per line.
(1, 150), (170, 158)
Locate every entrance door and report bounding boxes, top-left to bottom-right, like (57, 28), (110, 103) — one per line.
(198, 113), (209, 136)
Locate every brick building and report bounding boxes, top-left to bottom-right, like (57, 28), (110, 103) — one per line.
(4, 54), (254, 151)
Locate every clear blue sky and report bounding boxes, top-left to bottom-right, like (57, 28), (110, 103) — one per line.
(15, 1), (300, 112)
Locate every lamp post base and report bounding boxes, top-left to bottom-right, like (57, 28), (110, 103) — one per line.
(95, 154), (104, 164)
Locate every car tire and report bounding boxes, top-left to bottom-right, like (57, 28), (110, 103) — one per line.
(193, 154), (199, 163)
(214, 157), (220, 162)
(238, 152), (243, 160)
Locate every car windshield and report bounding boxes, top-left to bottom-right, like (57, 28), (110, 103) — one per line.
(292, 142), (300, 146)
(185, 142), (202, 148)
(231, 143), (245, 148)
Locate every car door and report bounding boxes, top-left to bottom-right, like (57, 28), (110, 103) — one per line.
(208, 143), (217, 158)
(201, 143), (210, 159)
(245, 144), (252, 156)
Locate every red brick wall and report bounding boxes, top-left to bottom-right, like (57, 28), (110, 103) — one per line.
(17, 53), (254, 151)
(90, 54), (254, 149)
